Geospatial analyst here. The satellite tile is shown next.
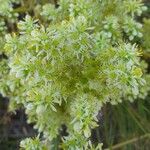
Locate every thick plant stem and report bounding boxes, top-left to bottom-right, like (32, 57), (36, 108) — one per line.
(104, 133), (150, 150)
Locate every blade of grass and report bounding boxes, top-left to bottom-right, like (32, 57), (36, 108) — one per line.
(104, 133), (150, 150)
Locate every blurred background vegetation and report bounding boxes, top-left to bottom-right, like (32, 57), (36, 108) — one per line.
(0, 0), (150, 149)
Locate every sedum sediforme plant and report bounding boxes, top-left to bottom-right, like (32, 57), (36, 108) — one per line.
(0, 0), (149, 149)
